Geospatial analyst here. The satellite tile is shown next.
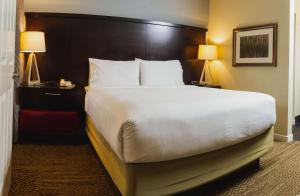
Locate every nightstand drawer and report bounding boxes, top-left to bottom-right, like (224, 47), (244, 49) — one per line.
(18, 86), (86, 139)
(19, 87), (84, 110)
(19, 109), (81, 133)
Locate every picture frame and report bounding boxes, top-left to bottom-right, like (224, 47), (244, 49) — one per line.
(233, 23), (277, 66)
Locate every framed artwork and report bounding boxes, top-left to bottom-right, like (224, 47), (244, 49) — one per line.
(233, 23), (277, 66)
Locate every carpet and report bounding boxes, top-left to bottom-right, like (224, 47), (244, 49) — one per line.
(8, 142), (300, 196)
(8, 144), (120, 196)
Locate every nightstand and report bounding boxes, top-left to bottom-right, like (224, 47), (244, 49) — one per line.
(189, 82), (221, 89)
(17, 85), (86, 138)
(197, 84), (221, 89)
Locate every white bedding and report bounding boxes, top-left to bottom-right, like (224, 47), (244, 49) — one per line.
(85, 86), (276, 163)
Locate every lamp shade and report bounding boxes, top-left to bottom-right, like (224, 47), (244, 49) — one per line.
(198, 45), (218, 60)
(20, 31), (46, 53)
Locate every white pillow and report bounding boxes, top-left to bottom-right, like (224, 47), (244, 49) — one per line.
(89, 58), (140, 88)
(136, 59), (184, 86)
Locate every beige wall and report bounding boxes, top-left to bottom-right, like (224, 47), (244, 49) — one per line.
(24, 0), (209, 27)
(208, 0), (293, 138)
(294, 0), (300, 117)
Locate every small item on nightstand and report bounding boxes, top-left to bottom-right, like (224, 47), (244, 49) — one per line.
(60, 79), (66, 86)
(65, 81), (72, 87)
(190, 81), (199, 85)
(60, 79), (75, 89)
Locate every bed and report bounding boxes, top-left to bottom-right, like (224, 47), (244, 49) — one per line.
(85, 85), (275, 195)
(25, 13), (276, 195)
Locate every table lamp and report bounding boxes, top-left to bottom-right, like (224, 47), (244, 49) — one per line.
(198, 45), (218, 85)
(20, 31), (46, 85)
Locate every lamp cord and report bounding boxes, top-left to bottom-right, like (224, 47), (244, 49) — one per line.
(40, 81), (60, 87)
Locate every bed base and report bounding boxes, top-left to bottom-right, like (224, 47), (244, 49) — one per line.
(86, 116), (274, 196)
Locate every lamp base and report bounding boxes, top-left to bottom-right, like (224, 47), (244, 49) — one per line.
(199, 60), (213, 85)
(23, 52), (41, 86)
(199, 81), (213, 85)
(27, 80), (40, 86)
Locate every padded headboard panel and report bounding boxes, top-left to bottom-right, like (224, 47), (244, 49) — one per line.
(25, 13), (207, 87)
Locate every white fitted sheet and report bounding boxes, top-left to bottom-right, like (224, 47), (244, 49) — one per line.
(85, 86), (276, 163)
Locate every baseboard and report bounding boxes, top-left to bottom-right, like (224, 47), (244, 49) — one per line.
(274, 133), (294, 142)
(0, 162), (11, 196)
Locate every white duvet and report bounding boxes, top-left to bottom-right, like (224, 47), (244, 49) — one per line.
(85, 86), (276, 163)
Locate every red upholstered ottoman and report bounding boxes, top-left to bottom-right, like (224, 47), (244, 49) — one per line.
(19, 109), (81, 133)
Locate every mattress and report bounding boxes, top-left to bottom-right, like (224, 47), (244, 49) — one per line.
(85, 86), (276, 163)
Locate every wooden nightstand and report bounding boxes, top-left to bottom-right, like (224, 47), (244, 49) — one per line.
(17, 85), (86, 138)
(197, 84), (221, 89)
(189, 82), (221, 89)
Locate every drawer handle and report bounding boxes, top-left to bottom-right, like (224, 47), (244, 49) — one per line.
(44, 92), (61, 96)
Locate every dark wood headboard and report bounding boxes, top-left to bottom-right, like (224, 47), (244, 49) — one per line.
(25, 13), (207, 87)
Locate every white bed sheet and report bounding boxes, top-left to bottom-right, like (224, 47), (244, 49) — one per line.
(85, 86), (276, 163)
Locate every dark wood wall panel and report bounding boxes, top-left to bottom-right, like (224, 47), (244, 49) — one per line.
(26, 16), (71, 83)
(146, 24), (180, 60)
(25, 13), (207, 87)
(66, 19), (147, 85)
(180, 28), (207, 82)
